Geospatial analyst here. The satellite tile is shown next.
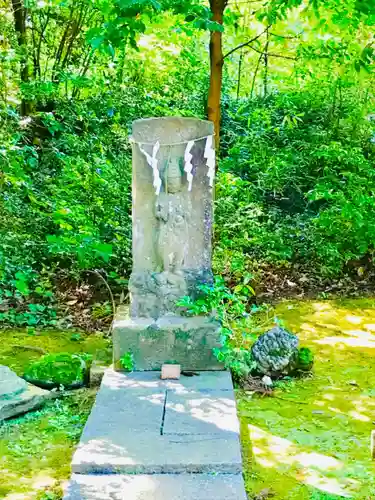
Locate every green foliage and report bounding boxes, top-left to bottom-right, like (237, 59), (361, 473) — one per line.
(0, 388), (95, 498)
(0, 0), (375, 330)
(215, 346), (257, 379)
(297, 347), (314, 371)
(177, 276), (254, 321)
(23, 352), (92, 388)
(218, 87), (375, 278)
(178, 276), (262, 377)
(120, 351), (135, 372)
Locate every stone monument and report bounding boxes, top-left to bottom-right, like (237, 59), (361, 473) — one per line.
(113, 117), (222, 370)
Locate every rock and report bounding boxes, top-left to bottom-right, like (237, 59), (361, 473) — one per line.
(0, 365), (28, 398)
(0, 365), (51, 421)
(251, 327), (299, 377)
(24, 352), (91, 390)
(89, 364), (106, 388)
(261, 375), (273, 388)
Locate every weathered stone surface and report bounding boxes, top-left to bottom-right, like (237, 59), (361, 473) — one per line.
(64, 473), (247, 500)
(116, 118), (220, 371)
(129, 269), (214, 319)
(130, 118), (215, 317)
(95, 369), (233, 392)
(0, 365), (51, 421)
(113, 310), (222, 371)
(0, 365), (28, 398)
(71, 370), (242, 475)
(252, 327), (299, 376)
(163, 390), (239, 436)
(89, 365), (106, 388)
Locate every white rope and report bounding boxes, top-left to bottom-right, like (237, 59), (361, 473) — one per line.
(129, 134), (214, 147)
(133, 134), (216, 194)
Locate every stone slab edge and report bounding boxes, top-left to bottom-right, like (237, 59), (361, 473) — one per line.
(0, 384), (52, 421)
(64, 473), (247, 500)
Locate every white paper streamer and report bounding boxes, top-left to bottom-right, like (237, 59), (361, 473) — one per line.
(184, 140), (195, 191)
(139, 141), (161, 195)
(204, 135), (215, 187)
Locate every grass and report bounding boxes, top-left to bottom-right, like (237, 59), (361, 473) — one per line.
(0, 329), (111, 499)
(0, 391), (96, 499)
(0, 329), (111, 376)
(239, 298), (375, 499)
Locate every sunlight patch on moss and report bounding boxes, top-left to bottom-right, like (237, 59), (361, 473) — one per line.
(0, 329), (111, 376)
(0, 391), (96, 499)
(0, 329), (109, 499)
(239, 298), (375, 499)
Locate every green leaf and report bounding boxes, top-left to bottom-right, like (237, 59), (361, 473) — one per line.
(15, 280), (30, 296)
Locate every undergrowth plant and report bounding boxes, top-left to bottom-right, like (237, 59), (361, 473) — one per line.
(177, 276), (269, 378)
(217, 89), (375, 281)
(119, 351), (135, 372)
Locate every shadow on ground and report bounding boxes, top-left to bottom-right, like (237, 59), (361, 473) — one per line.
(239, 298), (375, 500)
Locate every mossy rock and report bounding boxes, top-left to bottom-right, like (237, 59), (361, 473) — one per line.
(23, 352), (92, 390)
(251, 327), (299, 377)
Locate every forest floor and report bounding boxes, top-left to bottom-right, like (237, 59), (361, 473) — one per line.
(0, 299), (374, 499)
(239, 298), (375, 500)
(0, 330), (111, 499)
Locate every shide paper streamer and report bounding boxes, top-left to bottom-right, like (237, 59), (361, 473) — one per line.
(135, 135), (215, 195)
(184, 140), (195, 192)
(204, 135), (215, 188)
(138, 141), (161, 195)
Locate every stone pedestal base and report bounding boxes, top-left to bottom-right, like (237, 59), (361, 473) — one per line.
(113, 309), (222, 371)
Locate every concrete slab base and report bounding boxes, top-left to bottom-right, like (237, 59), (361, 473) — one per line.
(64, 370), (246, 499)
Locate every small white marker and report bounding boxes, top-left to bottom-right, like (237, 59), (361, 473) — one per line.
(161, 364), (181, 380)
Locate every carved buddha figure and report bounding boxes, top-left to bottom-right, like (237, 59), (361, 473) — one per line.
(155, 157), (188, 273)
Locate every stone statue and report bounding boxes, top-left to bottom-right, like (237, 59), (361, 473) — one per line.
(113, 117), (221, 370)
(156, 157), (188, 274)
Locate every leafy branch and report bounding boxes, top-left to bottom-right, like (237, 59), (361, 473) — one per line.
(222, 26), (271, 60)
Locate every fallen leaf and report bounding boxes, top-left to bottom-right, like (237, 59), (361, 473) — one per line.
(66, 299), (78, 306)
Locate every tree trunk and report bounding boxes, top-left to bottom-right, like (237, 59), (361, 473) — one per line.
(207, 0), (226, 150)
(11, 0), (30, 115)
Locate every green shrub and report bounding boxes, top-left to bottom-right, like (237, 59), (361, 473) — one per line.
(177, 276), (262, 377)
(24, 352), (92, 389)
(217, 88), (375, 278)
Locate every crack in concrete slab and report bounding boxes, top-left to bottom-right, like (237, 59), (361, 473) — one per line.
(160, 389), (168, 436)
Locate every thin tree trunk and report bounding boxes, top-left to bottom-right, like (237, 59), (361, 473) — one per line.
(36, 9), (51, 79)
(207, 0), (227, 150)
(60, 3), (86, 70)
(263, 28), (269, 98)
(236, 50), (243, 100)
(52, 4), (74, 82)
(11, 0), (30, 115)
(250, 49), (263, 98)
(117, 37), (128, 84)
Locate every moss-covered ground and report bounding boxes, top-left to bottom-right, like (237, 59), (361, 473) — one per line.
(1, 300), (375, 499)
(239, 298), (375, 499)
(0, 330), (111, 499)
